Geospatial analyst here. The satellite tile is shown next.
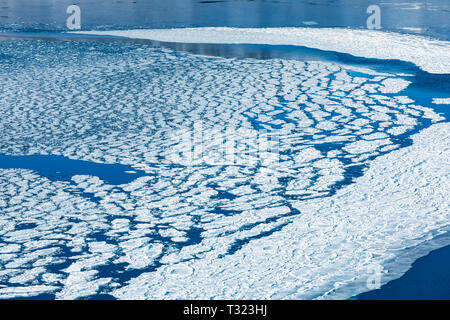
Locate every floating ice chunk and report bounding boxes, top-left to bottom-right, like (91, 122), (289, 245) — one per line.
(57, 270), (111, 300)
(344, 138), (391, 154)
(303, 21), (318, 26)
(293, 147), (322, 164)
(379, 78), (411, 93)
(0, 285), (59, 299)
(115, 243), (164, 270)
(432, 98), (450, 105)
(0, 244), (21, 253)
(400, 27), (423, 32)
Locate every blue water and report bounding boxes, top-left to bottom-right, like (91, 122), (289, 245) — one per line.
(1, 0), (449, 40)
(356, 244), (450, 300)
(0, 154), (146, 185)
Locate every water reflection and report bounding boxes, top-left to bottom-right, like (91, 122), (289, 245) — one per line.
(0, 0), (449, 40)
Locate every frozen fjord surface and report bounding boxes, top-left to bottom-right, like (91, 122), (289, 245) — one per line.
(113, 122), (450, 300)
(0, 39), (447, 299)
(74, 27), (450, 74)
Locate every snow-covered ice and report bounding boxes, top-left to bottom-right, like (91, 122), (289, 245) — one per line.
(73, 27), (450, 74)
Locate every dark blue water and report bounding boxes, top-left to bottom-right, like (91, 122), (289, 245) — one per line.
(0, 154), (146, 185)
(0, 0), (449, 40)
(356, 244), (450, 300)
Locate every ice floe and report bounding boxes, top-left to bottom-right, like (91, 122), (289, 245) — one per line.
(432, 98), (450, 105)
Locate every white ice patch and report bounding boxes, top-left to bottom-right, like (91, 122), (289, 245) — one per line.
(379, 78), (411, 93)
(0, 285), (59, 299)
(72, 27), (450, 74)
(399, 27), (424, 33)
(432, 98), (450, 105)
